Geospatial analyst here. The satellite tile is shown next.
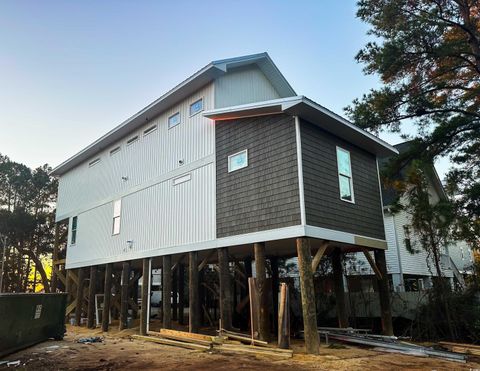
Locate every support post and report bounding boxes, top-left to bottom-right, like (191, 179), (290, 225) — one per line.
(296, 237), (319, 355)
(374, 249), (394, 336)
(172, 264), (178, 322)
(331, 249), (349, 328)
(254, 242), (269, 341)
(102, 263), (113, 332)
(74, 267), (86, 326)
(178, 263), (185, 325)
(163, 255), (172, 329)
(270, 257), (279, 333)
(119, 261), (130, 330)
(51, 223), (60, 292)
(189, 251), (199, 333)
(87, 265), (97, 329)
(140, 258), (150, 335)
(218, 247), (232, 331)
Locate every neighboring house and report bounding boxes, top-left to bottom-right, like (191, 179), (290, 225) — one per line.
(51, 53), (399, 338)
(348, 142), (474, 292)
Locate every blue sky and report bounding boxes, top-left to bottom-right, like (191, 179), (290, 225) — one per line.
(0, 0), (450, 177)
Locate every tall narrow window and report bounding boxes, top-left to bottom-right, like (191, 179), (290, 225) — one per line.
(112, 199), (121, 235)
(336, 147), (354, 202)
(71, 216), (78, 244)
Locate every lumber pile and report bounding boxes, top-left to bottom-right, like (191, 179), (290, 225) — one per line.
(439, 342), (480, 357)
(218, 329), (268, 347)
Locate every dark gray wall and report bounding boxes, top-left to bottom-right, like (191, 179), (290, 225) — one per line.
(216, 114), (301, 238)
(301, 119), (385, 240)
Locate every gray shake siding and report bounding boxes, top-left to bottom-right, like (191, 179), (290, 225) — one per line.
(215, 114), (301, 237)
(300, 119), (386, 240)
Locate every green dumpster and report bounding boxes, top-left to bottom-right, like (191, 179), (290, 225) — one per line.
(0, 293), (67, 357)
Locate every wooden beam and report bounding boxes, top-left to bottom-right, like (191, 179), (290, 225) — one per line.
(361, 248), (383, 280)
(178, 263), (185, 325)
(270, 257), (279, 334)
(87, 266), (97, 329)
(198, 250), (215, 272)
(296, 237), (320, 355)
(66, 299), (77, 316)
(163, 255), (172, 329)
(218, 247), (232, 331)
(374, 249), (394, 336)
(332, 249), (349, 328)
(140, 258), (150, 336)
(51, 223), (60, 292)
(172, 263), (178, 322)
(312, 241), (329, 272)
(102, 263), (113, 332)
(52, 265), (66, 286)
(254, 242), (269, 341)
(74, 267), (86, 326)
(119, 261), (130, 330)
(277, 282), (290, 349)
(189, 251), (199, 333)
(171, 254), (186, 272)
(53, 259), (66, 265)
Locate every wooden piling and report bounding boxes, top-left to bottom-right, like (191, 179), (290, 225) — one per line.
(51, 223), (60, 292)
(140, 258), (150, 336)
(332, 249), (349, 328)
(119, 261), (130, 330)
(254, 242), (269, 341)
(218, 247), (232, 331)
(74, 267), (86, 326)
(189, 251), (199, 333)
(163, 255), (172, 329)
(102, 263), (113, 332)
(278, 283), (290, 349)
(270, 256), (279, 334)
(172, 264), (178, 322)
(87, 265), (97, 329)
(374, 249), (394, 336)
(178, 263), (185, 325)
(296, 237), (320, 355)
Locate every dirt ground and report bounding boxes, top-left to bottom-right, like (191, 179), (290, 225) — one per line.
(1, 325), (479, 371)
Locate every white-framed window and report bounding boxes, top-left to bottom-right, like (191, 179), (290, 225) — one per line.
(71, 216), (78, 245)
(168, 112), (181, 129)
(228, 149), (248, 172)
(189, 98), (203, 116)
(336, 147), (354, 203)
(89, 158), (100, 167)
(127, 135), (139, 146)
(112, 199), (121, 235)
(173, 173), (191, 186)
(110, 146), (121, 156)
(143, 124), (157, 136)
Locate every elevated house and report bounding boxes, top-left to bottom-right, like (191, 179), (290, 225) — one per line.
(51, 53), (398, 351)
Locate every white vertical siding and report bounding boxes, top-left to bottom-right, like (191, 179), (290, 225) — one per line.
(214, 65), (281, 108)
(57, 83), (215, 220)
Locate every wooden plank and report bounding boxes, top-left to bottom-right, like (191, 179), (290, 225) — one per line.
(102, 263), (113, 332)
(277, 282), (290, 349)
(53, 259), (66, 265)
(177, 263), (185, 325)
(156, 328), (214, 342)
(74, 268), (86, 326)
(312, 241), (329, 272)
(198, 250), (215, 272)
(87, 266), (97, 328)
(147, 331), (213, 346)
(216, 343), (292, 358)
(361, 248), (383, 280)
(374, 249), (394, 336)
(53, 265), (66, 286)
(171, 254), (186, 272)
(219, 342), (293, 354)
(131, 335), (210, 350)
(66, 299), (77, 316)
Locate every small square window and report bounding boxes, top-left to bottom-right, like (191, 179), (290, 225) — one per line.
(168, 112), (181, 129)
(189, 98), (203, 116)
(228, 149), (248, 172)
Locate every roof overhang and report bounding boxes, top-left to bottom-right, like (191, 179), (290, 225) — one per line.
(51, 53), (295, 176)
(203, 96), (399, 157)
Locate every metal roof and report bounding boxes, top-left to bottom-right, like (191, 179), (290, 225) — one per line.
(51, 52), (295, 176)
(203, 96), (399, 157)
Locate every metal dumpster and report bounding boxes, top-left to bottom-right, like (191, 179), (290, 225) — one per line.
(0, 293), (67, 357)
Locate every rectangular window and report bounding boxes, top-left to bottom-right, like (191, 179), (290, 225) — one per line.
(89, 158), (100, 167)
(336, 147), (354, 202)
(173, 173), (191, 186)
(189, 98), (203, 116)
(71, 216), (78, 244)
(127, 135), (139, 146)
(143, 124), (157, 136)
(110, 146), (121, 156)
(168, 112), (181, 129)
(228, 149), (248, 172)
(112, 199), (121, 235)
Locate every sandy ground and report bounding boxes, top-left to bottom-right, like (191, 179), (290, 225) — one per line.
(1, 325), (479, 371)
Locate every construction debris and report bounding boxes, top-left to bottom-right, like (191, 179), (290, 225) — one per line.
(77, 337), (103, 344)
(218, 328), (268, 347)
(131, 335), (211, 351)
(439, 342), (480, 357)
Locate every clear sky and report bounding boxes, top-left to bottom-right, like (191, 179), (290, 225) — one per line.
(0, 0), (450, 177)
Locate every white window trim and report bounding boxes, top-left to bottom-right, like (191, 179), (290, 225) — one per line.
(189, 97), (204, 117)
(336, 146), (355, 204)
(168, 112), (181, 129)
(228, 149), (248, 173)
(70, 216), (78, 245)
(112, 199), (122, 235)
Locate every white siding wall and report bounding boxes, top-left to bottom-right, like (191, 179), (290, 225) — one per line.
(214, 65), (281, 108)
(60, 83), (216, 268)
(447, 240), (475, 273)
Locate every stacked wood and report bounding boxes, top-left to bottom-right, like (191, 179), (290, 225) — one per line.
(216, 343), (293, 358)
(131, 335), (210, 351)
(439, 342), (480, 357)
(219, 328), (268, 347)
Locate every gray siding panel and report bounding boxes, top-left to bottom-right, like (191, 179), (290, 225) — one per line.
(216, 114), (301, 237)
(301, 119), (385, 240)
